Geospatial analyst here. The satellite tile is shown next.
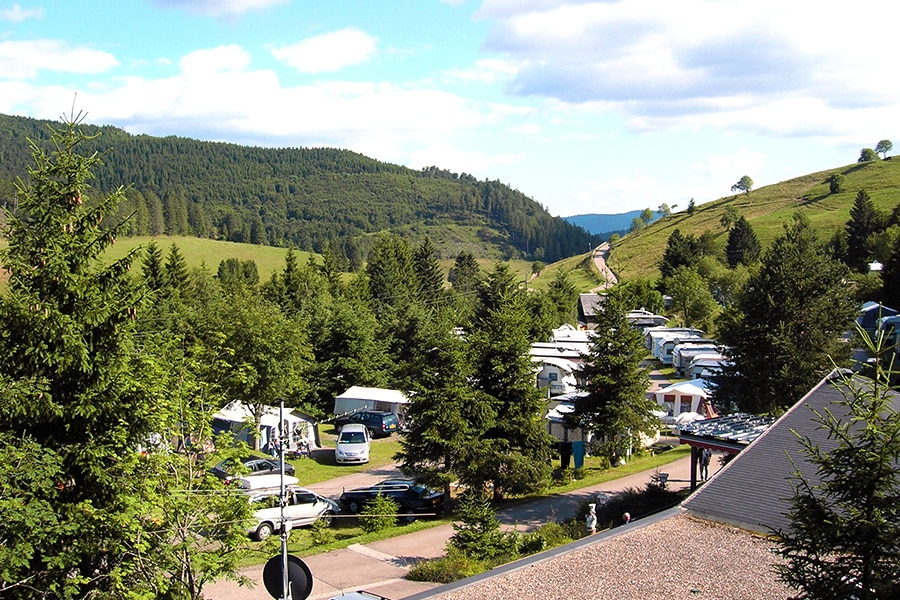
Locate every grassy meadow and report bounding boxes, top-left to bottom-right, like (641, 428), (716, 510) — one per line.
(606, 157), (900, 281)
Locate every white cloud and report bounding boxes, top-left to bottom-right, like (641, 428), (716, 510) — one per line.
(150, 0), (287, 17)
(272, 28), (378, 74)
(0, 40), (119, 79)
(442, 58), (520, 84)
(1, 3), (44, 22)
(573, 171), (669, 214)
(475, 0), (899, 143)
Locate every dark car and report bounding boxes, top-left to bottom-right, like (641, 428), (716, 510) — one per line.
(338, 478), (445, 523)
(209, 456), (296, 481)
(334, 410), (400, 438)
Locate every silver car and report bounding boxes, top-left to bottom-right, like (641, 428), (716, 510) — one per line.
(248, 486), (340, 541)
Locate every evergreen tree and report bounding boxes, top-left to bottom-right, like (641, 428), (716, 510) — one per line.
(715, 214), (855, 414)
(465, 264), (552, 499)
(659, 229), (700, 281)
(307, 295), (389, 415)
(881, 235), (900, 306)
(846, 189), (882, 272)
(546, 268), (579, 325)
(413, 237), (445, 306)
(774, 353), (900, 600)
(366, 233), (415, 319)
(395, 308), (485, 503)
(164, 242), (191, 294)
(142, 240), (165, 291)
(449, 251), (480, 295)
(725, 215), (762, 268)
(0, 116), (156, 597)
(572, 295), (655, 462)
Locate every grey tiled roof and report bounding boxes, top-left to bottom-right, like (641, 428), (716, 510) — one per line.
(682, 370), (900, 535)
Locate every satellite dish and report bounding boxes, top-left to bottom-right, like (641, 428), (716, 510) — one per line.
(263, 554), (313, 600)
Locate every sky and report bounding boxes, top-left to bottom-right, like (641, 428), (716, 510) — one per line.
(1, 1), (896, 217)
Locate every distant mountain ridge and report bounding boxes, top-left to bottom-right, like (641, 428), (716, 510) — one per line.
(564, 211), (659, 237)
(0, 113), (601, 265)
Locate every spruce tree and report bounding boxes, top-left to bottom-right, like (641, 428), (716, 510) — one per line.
(572, 294), (655, 461)
(412, 237), (445, 306)
(775, 343), (900, 600)
(846, 189), (881, 273)
(466, 264), (552, 498)
(725, 215), (762, 268)
(716, 214), (855, 414)
(0, 116), (154, 597)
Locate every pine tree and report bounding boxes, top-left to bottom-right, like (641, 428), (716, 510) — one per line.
(0, 115), (154, 597)
(716, 214), (855, 414)
(465, 264), (552, 498)
(572, 295), (655, 462)
(395, 308), (485, 502)
(142, 240), (165, 290)
(774, 342), (900, 600)
(846, 189), (882, 272)
(725, 215), (762, 268)
(412, 237), (445, 306)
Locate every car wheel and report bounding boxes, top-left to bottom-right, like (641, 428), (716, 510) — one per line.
(399, 508), (416, 524)
(347, 500), (360, 514)
(255, 522), (274, 541)
(367, 427), (376, 439)
(320, 511), (335, 527)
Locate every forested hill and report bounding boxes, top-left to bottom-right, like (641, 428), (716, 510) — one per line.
(0, 113), (601, 265)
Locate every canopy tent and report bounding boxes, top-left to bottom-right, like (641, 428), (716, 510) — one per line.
(213, 401), (318, 454)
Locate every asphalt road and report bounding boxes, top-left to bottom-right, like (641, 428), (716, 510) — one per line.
(205, 453), (695, 600)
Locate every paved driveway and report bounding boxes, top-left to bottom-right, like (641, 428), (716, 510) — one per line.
(205, 454), (693, 600)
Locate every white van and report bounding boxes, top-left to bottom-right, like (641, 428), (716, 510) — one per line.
(335, 423), (370, 465)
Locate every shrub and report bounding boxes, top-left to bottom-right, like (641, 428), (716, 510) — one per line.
(310, 517), (335, 546)
(359, 495), (398, 533)
(449, 490), (519, 561)
(407, 550), (488, 583)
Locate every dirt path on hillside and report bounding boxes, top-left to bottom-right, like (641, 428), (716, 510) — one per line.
(590, 242), (618, 291)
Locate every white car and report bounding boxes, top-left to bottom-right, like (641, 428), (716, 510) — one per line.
(248, 486), (340, 541)
(335, 423), (370, 465)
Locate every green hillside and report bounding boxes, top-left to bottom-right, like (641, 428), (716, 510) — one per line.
(606, 158), (900, 280)
(0, 113), (601, 264)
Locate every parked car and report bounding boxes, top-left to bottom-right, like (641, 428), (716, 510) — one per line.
(334, 424), (370, 465)
(248, 486), (340, 541)
(209, 456), (296, 481)
(334, 410), (400, 438)
(338, 478), (445, 523)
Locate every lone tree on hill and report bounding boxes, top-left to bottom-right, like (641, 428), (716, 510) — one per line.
(731, 175), (753, 196)
(875, 139), (893, 159)
(859, 147), (879, 163)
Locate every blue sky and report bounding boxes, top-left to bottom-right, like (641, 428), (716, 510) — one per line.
(1, 0), (896, 217)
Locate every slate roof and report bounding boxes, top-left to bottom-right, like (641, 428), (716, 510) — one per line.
(682, 369), (900, 535)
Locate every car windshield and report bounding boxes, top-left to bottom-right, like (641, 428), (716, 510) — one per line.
(340, 432), (366, 443)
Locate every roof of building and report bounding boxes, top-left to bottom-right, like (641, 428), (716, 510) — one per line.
(682, 370), (900, 535)
(334, 386), (409, 404)
(409, 369), (900, 600)
(413, 511), (792, 600)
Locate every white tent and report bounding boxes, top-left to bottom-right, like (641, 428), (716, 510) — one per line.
(213, 401), (318, 454)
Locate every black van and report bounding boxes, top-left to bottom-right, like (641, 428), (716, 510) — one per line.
(334, 410), (400, 438)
